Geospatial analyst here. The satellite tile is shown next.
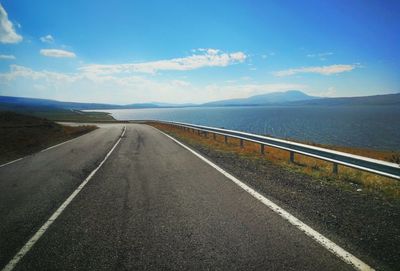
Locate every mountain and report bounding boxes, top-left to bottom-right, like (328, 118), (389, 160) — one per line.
(1, 91), (398, 113)
(0, 96), (121, 110)
(0, 96), (200, 110)
(150, 102), (197, 107)
(202, 90), (317, 106)
(0, 96), (163, 110)
(290, 93), (400, 106)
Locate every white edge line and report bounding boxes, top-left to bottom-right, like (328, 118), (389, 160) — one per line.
(1, 126), (126, 271)
(40, 136), (78, 153)
(0, 128), (98, 169)
(157, 130), (374, 271)
(0, 158), (23, 169)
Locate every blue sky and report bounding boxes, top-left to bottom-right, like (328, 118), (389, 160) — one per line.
(0, 0), (399, 104)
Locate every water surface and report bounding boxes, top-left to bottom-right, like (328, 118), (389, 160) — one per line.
(95, 105), (400, 151)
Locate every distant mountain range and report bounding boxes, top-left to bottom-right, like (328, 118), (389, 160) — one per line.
(0, 91), (399, 112)
(203, 90), (317, 106)
(0, 96), (168, 110)
(290, 92), (400, 106)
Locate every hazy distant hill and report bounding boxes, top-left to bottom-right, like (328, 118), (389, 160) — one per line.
(0, 96), (122, 110)
(291, 93), (400, 106)
(202, 90), (317, 106)
(0, 96), (202, 110)
(1, 91), (399, 113)
(0, 96), (164, 110)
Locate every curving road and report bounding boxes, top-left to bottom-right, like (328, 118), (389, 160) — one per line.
(0, 124), (365, 270)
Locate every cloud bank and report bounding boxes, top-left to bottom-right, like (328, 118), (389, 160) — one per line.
(40, 34), (54, 43)
(40, 49), (76, 58)
(79, 49), (246, 75)
(273, 64), (356, 77)
(0, 64), (304, 104)
(0, 54), (15, 60)
(0, 4), (23, 43)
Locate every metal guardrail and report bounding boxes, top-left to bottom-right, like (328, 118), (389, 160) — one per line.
(147, 120), (400, 180)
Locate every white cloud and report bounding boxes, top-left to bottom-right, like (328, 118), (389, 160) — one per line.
(194, 48), (220, 55)
(0, 65), (79, 82)
(0, 4), (23, 43)
(307, 52), (333, 61)
(273, 64), (356, 77)
(40, 49), (76, 58)
(307, 52), (333, 58)
(312, 87), (338, 98)
(0, 64), (306, 104)
(40, 34), (54, 43)
(79, 49), (247, 75)
(325, 86), (336, 97)
(0, 54), (15, 60)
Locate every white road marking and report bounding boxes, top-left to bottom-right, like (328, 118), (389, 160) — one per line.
(40, 136), (79, 153)
(0, 158), (23, 169)
(0, 129), (94, 168)
(1, 126), (126, 271)
(159, 130), (374, 271)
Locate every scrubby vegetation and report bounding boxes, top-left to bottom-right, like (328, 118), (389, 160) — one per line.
(0, 111), (97, 164)
(0, 102), (116, 122)
(151, 123), (400, 199)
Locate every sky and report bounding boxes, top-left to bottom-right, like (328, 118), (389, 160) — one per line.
(0, 0), (399, 104)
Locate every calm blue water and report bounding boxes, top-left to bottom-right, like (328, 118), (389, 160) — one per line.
(97, 106), (400, 151)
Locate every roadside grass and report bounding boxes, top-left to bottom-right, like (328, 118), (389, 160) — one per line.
(0, 111), (98, 164)
(0, 103), (116, 122)
(151, 123), (400, 199)
(28, 110), (116, 122)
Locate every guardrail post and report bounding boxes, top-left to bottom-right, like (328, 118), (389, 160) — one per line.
(156, 121), (400, 179)
(204, 131), (208, 138)
(333, 163), (338, 174)
(197, 130), (200, 136)
(240, 139), (244, 148)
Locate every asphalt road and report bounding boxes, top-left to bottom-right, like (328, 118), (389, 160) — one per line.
(0, 124), (361, 270)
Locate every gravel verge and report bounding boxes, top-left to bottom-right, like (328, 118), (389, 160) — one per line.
(165, 132), (400, 271)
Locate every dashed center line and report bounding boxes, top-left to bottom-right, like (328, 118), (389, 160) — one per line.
(1, 126), (126, 271)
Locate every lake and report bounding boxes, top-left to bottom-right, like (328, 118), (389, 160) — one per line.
(95, 105), (400, 151)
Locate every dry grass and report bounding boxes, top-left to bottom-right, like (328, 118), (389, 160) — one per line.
(151, 123), (400, 199)
(0, 111), (97, 164)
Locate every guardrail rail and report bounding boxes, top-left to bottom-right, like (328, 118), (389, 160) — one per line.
(145, 120), (400, 180)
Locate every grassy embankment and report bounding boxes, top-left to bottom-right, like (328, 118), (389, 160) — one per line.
(32, 110), (116, 122)
(0, 111), (98, 164)
(151, 123), (400, 198)
(0, 103), (116, 122)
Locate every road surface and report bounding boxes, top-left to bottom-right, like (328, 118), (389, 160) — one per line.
(0, 124), (366, 270)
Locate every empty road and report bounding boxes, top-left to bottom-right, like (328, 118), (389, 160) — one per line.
(0, 124), (370, 270)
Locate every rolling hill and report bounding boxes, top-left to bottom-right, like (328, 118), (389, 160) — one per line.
(290, 93), (400, 106)
(203, 90), (317, 106)
(1, 91), (399, 115)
